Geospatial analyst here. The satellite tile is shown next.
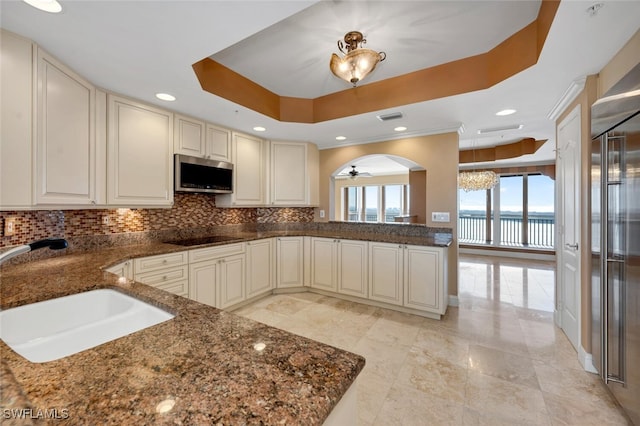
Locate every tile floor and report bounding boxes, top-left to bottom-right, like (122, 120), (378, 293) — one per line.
(234, 254), (630, 425)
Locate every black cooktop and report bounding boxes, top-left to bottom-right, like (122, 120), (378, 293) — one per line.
(164, 235), (242, 247)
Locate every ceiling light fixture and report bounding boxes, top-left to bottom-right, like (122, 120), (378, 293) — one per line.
(330, 31), (386, 87)
(495, 109), (517, 116)
(155, 93), (176, 102)
(335, 136), (347, 141)
(394, 126), (407, 132)
(458, 141), (498, 192)
(23, 0), (62, 13)
(253, 126), (266, 132)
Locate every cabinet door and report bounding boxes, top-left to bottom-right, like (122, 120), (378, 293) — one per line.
(174, 114), (204, 156)
(1, 30), (33, 208)
(205, 124), (231, 162)
(310, 238), (337, 291)
(35, 48), (96, 205)
(276, 237), (304, 288)
(270, 141), (307, 205)
(218, 254), (246, 309)
(107, 94), (173, 206)
(368, 242), (403, 306)
(189, 260), (218, 307)
(337, 240), (368, 298)
(404, 245), (444, 313)
(105, 260), (133, 280)
(246, 239), (274, 298)
(217, 133), (266, 206)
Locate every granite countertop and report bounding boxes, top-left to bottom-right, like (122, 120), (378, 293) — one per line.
(0, 242), (365, 425)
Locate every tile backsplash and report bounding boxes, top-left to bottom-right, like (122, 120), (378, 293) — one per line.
(0, 193), (315, 248)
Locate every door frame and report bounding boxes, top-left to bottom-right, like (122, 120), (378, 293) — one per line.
(555, 104), (582, 352)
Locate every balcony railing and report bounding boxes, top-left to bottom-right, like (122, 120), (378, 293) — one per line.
(459, 213), (554, 249)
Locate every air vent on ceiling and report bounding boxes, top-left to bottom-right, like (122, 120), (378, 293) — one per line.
(376, 112), (404, 122)
(477, 124), (523, 134)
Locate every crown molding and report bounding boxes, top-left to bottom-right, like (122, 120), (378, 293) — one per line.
(547, 77), (587, 121)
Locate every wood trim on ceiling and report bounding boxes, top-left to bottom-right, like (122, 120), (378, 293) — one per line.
(458, 138), (547, 163)
(192, 0), (561, 124)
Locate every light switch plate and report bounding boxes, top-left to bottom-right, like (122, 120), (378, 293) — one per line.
(432, 212), (450, 222)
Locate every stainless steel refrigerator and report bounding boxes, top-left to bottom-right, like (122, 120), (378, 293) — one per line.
(591, 62), (640, 425)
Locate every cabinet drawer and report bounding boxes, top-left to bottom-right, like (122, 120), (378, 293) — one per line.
(134, 252), (187, 273)
(153, 279), (189, 297)
(135, 265), (188, 285)
(189, 242), (245, 263)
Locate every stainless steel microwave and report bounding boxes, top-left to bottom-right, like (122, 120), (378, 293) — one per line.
(174, 154), (233, 194)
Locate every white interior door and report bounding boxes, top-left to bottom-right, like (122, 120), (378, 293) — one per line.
(557, 105), (581, 351)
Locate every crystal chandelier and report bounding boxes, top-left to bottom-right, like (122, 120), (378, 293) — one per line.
(330, 31), (386, 87)
(458, 170), (499, 192)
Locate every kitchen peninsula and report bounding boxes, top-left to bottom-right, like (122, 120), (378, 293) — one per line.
(0, 223), (451, 424)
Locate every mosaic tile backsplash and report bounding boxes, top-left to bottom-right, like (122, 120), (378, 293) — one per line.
(0, 193), (315, 248)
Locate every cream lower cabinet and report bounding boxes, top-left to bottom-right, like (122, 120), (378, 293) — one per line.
(310, 238), (338, 291)
(189, 260), (218, 307)
(311, 238), (367, 297)
(403, 245), (448, 315)
(189, 243), (246, 309)
(133, 252), (189, 297)
(105, 260), (133, 280)
(336, 240), (368, 298)
(276, 237), (305, 288)
(368, 243), (404, 306)
(246, 239), (275, 298)
(107, 94), (173, 206)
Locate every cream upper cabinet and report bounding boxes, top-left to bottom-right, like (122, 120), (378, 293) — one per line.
(216, 132), (267, 207)
(173, 115), (231, 163)
(368, 242), (403, 306)
(205, 124), (231, 162)
(246, 239), (275, 299)
(276, 237), (305, 288)
(34, 48), (97, 206)
(174, 114), (204, 157)
(270, 141), (319, 206)
(0, 30), (33, 208)
(107, 94), (173, 206)
(403, 245), (448, 314)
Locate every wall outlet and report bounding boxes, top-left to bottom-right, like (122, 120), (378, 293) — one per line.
(431, 212), (450, 223)
(4, 217), (17, 236)
(102, 215), (110, 225)
(319, 210), (325, 218)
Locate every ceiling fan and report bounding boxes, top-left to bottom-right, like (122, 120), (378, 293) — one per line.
(338, 165), (372, 180)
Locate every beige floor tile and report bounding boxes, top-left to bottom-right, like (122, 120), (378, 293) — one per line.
(412, 326), (470, 368)
(356, 371), (392, 425)
(462, 406), (550, 426)
(543, 391), (630, 425)
(374, 382), (465, 426)
(465, 371), (550, 425)
(468, 344), (539, 389)
(396, 346), (468, 403)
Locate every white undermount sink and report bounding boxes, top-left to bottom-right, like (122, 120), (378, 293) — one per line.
(0, 289), (174, 363)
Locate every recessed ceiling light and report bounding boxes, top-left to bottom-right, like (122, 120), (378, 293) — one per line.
(495, 109), (517, 116)
(155, 93), (176, 102)
(253, 126), (266, 132)
(23, 0), (62, 13)
(394, 126), (407, 132)
(335, 136), (347, 141)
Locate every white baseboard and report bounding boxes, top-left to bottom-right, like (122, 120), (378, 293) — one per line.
(579, 346), (598, 374)
(448, 295), (459, 307)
